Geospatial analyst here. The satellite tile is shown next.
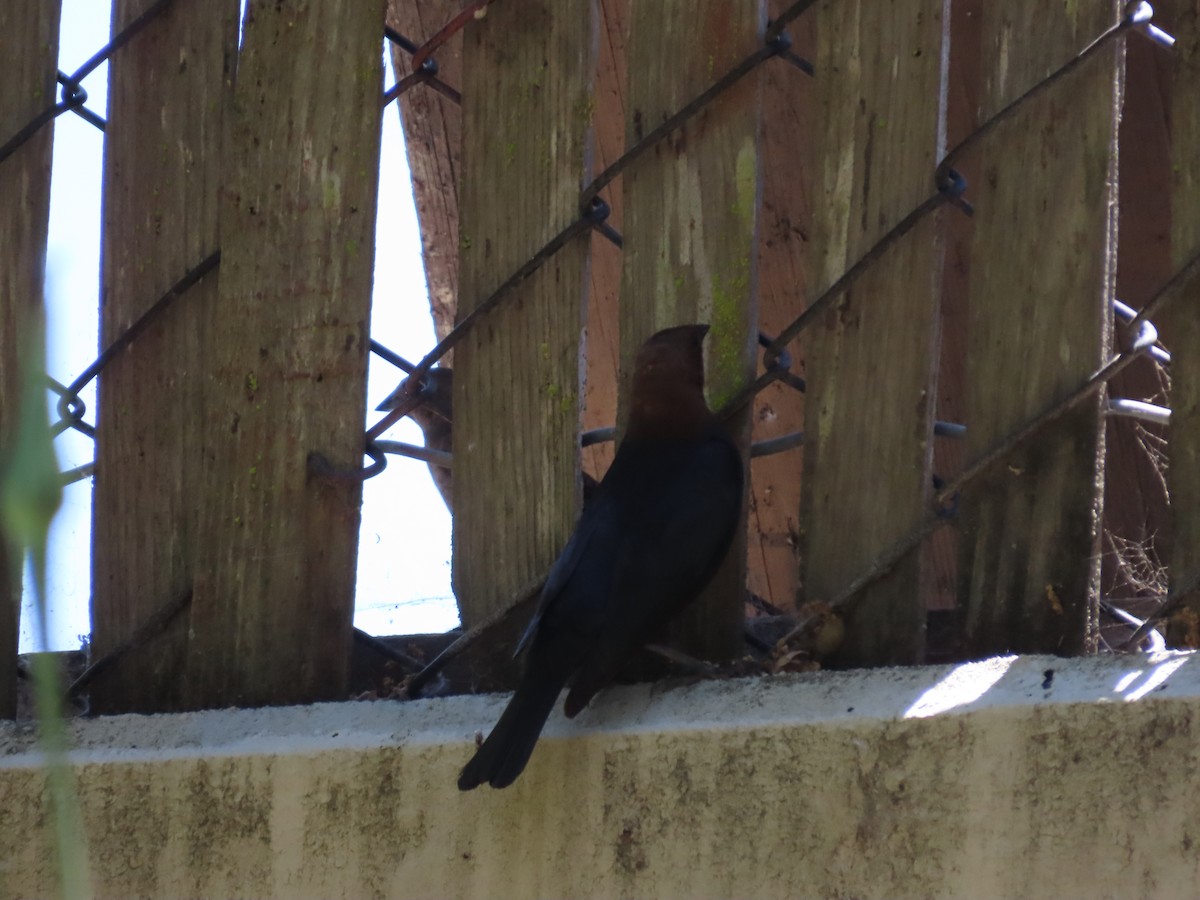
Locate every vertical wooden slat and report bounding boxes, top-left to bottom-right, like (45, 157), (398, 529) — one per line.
(621, 0), (762, 661)
(385, 0), (463, 344)
(1104, 24), (1173, 608)
(91, 0), (236, 714)
(579, 0), (628, 491)
(750, 1), (816, 613)
(1166, 0), (1200, 644)
(185, 0), (384, 707)
(799, 0), (945, 666)
(960, 3), (1120, 655)
(0, 0), (61, 718)
(927, 0), (982, 632)
(453, 0), (595, 626)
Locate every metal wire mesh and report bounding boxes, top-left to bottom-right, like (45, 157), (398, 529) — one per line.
(1, 0), (1194, 694)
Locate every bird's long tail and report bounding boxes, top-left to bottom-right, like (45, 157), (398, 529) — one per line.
(457, 666), (566, 790)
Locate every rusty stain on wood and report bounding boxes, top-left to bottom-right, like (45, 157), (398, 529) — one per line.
(620, 0), (763, 661)
(800, 0), (945, 666)
(958, 1), (1120, 656)
(452, 0), (595, 626)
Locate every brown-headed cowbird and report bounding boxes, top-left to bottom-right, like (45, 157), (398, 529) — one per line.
(458, 323), (743, 790)
(400, 367), (454, 509)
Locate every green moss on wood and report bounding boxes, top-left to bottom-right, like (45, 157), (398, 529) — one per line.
(708, 256), (750, 406)
(573, 92), (595, 125)
(704, 137), (757, 406)
(733, 139), (757, 226)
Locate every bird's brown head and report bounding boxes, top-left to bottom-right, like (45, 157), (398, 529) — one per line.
(403, 367), (454, 446)
(627, 324), (714, 440)
(416, 367), (453, 423)
(379, 366), (453, 425)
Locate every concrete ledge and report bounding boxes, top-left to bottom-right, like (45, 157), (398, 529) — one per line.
(2, 653), (1199, 899)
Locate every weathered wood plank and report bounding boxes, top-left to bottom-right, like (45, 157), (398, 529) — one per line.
(959, 2), (1120, 655)
(91, 0), (236, 714)
(385, 0), (463, 344)
(0, 0), (61, 718)
(926, 0), (982, 629)
(750, 1), (816, 614)
(621, 0), (762, 661)
(185, 0), (384, 707)
(453, 0), (595, 625)
(579, 0), (628, 492)
(1103, 28), (1172, 608)
(800, 0), (944, 666)
(1166, 0), (1200, 645)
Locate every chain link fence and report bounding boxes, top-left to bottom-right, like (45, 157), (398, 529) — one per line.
(2, 0), (1196, 714)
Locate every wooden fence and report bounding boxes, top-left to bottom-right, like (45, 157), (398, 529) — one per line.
(1, 0), (1197, 716)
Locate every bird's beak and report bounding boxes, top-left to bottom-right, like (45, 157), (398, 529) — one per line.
(376, 376), (425, 415)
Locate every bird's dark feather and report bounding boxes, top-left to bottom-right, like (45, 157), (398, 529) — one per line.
(459, 324), (742, 790)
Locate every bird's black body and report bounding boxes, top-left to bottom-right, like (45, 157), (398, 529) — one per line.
(458, 324), (743, 790)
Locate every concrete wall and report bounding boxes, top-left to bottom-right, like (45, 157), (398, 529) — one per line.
(2, 653), (1198, 899)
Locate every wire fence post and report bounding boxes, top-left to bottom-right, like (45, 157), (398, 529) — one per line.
(182, 0), (385, 708)
(958, 2), (1123, 656)
(451, 0), (596, 628)
(620, 0), (764, 662)
(1165, 1), (1200, 644)
(0, 0), (61, 719)
(89, 0), (237, 715)
(797, 0), (946, 667)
